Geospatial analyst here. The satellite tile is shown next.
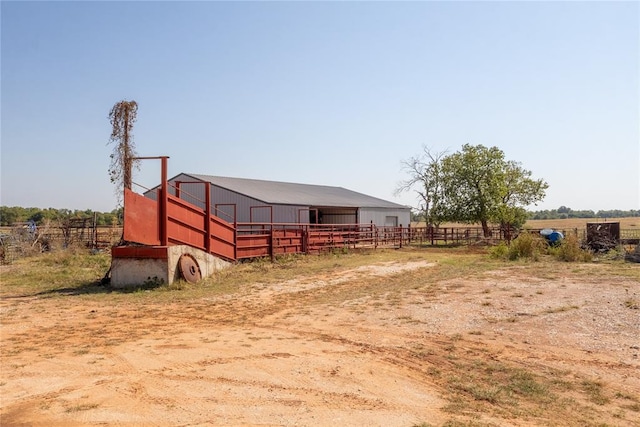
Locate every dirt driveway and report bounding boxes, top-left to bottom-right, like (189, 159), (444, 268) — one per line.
(1, 254), (639, 426)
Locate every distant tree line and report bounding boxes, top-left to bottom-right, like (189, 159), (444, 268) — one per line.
(0, 206), (123, 227)
(3, 204), (637, 229)
(528, 206), (640, 220)
(411, 206), (640, 223)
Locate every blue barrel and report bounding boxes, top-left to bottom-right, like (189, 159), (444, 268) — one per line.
(540, 228), (554, 237)
(547, 231), (564, 245)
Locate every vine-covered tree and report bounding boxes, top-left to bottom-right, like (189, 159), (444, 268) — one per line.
(108, 100), (139, 198)
(399, 144), (548, 237)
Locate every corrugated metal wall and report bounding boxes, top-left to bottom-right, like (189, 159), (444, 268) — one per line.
(146, 175), (409, 227)
(359, 208), (411, 227)
(161, 175), (309, 224)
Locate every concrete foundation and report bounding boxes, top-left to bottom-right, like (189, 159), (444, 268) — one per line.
(110, 245), (231, 288)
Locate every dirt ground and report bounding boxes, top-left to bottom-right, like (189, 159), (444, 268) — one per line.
(1, 257), (639, 426)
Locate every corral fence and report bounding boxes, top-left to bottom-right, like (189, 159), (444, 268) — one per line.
(3, 215), (637, 265)
(122, 181), (526, 263)
(233, 223), (509, 260)
(0, 222), (122, 264)
(112, 156), (640, 263)
(621, 228), (640, 245)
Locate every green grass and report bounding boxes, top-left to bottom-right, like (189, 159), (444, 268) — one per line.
(0, 249), (111, 296)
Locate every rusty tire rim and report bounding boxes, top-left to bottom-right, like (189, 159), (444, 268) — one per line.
(178, 254), (202, 284)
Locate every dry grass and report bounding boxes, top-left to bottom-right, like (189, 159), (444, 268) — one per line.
(0, 249), (111, 296)
(413, 217), (639, 230)
(524, 217), (639, 230)
(2, 247), (638, 426)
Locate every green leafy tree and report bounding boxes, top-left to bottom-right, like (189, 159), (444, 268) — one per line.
(0, 206), (125, 227)
(108, 100), (139, 200)
(0, 206), (20, 226)
(438, 144), (548, 237)
(400, 144), (548, 237)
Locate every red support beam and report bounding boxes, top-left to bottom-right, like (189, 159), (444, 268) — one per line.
(205, 181), (211, 253)
(160, 156), (169, 246)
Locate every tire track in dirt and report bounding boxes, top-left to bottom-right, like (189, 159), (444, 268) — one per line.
(131, 260), (447, 416)
(3, 259), (638, 426)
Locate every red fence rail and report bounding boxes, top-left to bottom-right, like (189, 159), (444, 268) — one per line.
(123, 187), (518, 262)
(123, 157), (511, 262)
(118, 156), (640, 265)
(121, 159), (514, 262)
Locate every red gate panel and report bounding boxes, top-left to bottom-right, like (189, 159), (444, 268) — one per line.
(123, 189), (160, 245)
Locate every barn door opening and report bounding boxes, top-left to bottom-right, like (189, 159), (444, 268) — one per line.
(314, 208), (357, 225)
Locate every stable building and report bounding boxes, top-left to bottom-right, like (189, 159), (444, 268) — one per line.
(145, 173), (411, 227)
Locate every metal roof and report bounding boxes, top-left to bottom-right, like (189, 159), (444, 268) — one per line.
(184, 173), (409, 209)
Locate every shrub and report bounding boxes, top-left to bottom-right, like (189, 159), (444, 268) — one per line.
(489, 242), (509, 259)
(552, 233), (592, 262)
(507, 232), (547, 261)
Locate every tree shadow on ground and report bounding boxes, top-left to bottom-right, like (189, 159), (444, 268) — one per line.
(2, 280), (165, 299)
(36, 280), (165, 296)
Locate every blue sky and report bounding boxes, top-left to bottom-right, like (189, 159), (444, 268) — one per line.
(1, 1), (638, 213)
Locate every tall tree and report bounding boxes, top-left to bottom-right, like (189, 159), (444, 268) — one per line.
(399, 144), (548, 237)
(108, 100), (139, 199)
(438, 144), (548, 237)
